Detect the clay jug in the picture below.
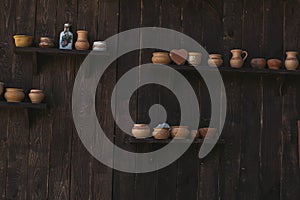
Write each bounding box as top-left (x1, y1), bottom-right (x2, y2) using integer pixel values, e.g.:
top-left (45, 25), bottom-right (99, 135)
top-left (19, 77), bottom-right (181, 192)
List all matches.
top-left (285, 51), bottom-right (299, 70)
top-left (75, 30), bottom-right (90, 50)
top-left (29, 89), bottom-right (45, 104)
top-left (230, 49), bottom-right (248, 68)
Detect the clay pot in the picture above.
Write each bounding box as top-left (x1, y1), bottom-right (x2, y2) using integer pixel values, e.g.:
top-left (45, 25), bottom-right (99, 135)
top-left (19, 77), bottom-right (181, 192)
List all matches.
top-left (152, 52), bottom-right (171, 64)
top-left (39, 37), bottom-right (54, 48)
top-left (250, 58), bottom-right (267, 69)
top-left (208, 54), bottom-right (223, 67)
top-left (170, 49), bottom-right (188, 65)
top-left (152, 128), bottom-right (170, 140)
top-left (29, 89), bottom-right (45, 104)
top-left (285, 51), bottom-right (299, 70)
top-left (4, 88), bottom-right (25, 103)
top-left (230, 49), bottom-right (248, 68)
top-left (13, 35), bottom-right (33, 47)
top-left (0, 82), bottom-right (4, 96)
top-left (191, 130), bottom-right (200, 138)
top-left (267, 59), bottom-right (282, 70)
top-left (93, 41), bottom-right (107, 51)
top-left (188, 52), bottom-right (202, 66)
top-left (132, 124), bottom-right (151, 139)
top-left (171, 126), bottom-right (190, 139)
top-left (199, 128), bottom-right (217, 139)
top-left (75, 30), bottom-right (90, 50)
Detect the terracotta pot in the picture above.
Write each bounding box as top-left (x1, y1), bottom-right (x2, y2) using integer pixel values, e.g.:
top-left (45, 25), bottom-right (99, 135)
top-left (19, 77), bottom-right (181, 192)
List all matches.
top-left (199, 128), bottom-right (217, 139)
top-left (13, 35), bottom-right (33, 47)
top-left (4, 88), bottom-right (25, 103)
top-left (75, 30), bottom-right (90, 50)
top-left (208, 54), bottom-right (223, 67)
top-left (132, 124), bottom-right (151, 139)
top-left (171, 126), bottom-right (190, 139)
top-left (152, 52), bottom-right (171, 64)
top-left (39, 37), bottom-right (54, 48)
top-left (267, 59), bottom-right (282, 70)
top-left (152, 128), bottom-right (170, 140)
top-left (250, 58), bottom-right (266, 69)
top-left (93, 41), bottom-right (107, 51)
top-left (188, 52), bottom-right (202, 66)
top-left (170, 49), bottom-right (188, 65)
top-left (29, 89), bottom-right (45, 104)
top-left (285, 51), bottom-right (299, 70)
top-left (191, 130), bottom-right (200, 138)
top-left (230, 49), bottom-right (248, 68)
top-left (0, 82), bottom-right (4, 96)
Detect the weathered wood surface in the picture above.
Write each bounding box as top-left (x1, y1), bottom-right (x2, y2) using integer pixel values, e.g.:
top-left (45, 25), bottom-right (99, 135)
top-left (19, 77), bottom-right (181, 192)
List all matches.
top-left (0, 0), bottom-right (299, 200)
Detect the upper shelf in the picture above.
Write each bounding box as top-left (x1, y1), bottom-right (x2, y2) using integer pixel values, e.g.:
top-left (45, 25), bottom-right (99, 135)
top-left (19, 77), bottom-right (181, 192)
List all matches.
top-left (14, 47), bottom-right (300, 76)
top-left (14, 47), bottom-right (109, 56)
top-left (0, 101), bottom-right (47, 110)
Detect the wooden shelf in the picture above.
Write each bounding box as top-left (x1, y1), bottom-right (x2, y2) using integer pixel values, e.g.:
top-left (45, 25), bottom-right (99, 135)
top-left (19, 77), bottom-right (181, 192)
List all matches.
top-left (0, 101), bottom-right (47, 110)
top-left (14, 46), bottom-right (109, 56)
top-left (126, 136), bottom-right (225, 144)
top-left (170, 65), bottom-right (300, 76)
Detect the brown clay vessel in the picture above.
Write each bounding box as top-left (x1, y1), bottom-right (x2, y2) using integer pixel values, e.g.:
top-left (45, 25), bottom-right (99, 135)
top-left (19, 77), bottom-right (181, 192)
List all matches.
top-left (171, 126), bottom-right (190, 139)
top-left (152, 128), bottom-right (170, 140)
top-left (285, 51), bottom-right (299, 70)
top-left (230, 49), bottom-right (248, 68)
top-left (152, 52), bottom-right (171, 64)
top-left (267, 59), bottom-right (282, 70)
top-left (250, 58), bottom-right (266, 69)
top-left (132, 124), bottom-right (151, 139)
top-left (208, 54), bottom-right (223, 67)
top-left (75, 30), bottom-right (90, 50)
top-left (4, 88), bottom-right (25, 103)
top-left (199, 128), bottom-right (217, 139)
top-left (29, 89), bottom-right (45, 104)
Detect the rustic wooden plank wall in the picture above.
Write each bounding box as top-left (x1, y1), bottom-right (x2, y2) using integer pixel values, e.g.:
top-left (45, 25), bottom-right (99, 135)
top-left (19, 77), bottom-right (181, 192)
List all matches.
top-left (0, 0), bottom-right (300, 199)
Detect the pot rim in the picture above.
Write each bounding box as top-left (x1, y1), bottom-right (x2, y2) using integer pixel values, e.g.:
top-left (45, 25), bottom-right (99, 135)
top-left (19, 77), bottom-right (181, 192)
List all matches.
top-left (134, 124), bottom-right (149, 127)
top-left (6, 88), bottom-right (24, 92)
top-left (153, 52), bottom-right (169, 56)
top-left (30, 89), bottom-right (43, 93)
top-left (189, 52), bottom-right (202, 55)
top-left (209, 54), bottom-right (222, 57)
top-left (172, 126), bottom-right (189, 129)
top-left (77, 30), bottom-right (88, 33)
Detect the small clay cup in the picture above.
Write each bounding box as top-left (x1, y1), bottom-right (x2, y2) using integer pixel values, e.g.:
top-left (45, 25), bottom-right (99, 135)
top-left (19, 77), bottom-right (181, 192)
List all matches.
top-left (171, 126), bottom-right (190, 139)
top-left (4, 88), bottom-right (25, 103)
top-left (29, 89), bottom-right (45, 104)
top-left (199, 128), bottom-right (217, 139)
top-left (152, 52), bottom-right (171, 64)
top-left (132, 124), bottom-right (151, 139)
top-left (250, 58), bottom-right (266, 69)
top-left (152, 128), bottom-right (170, 140)
top-left (267, 59), bottom-right (282, 70)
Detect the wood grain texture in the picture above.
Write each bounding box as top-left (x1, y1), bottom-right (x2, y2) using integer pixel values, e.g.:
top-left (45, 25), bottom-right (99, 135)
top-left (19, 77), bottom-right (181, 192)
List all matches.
top-left (280, 77), bottom-right (300, 200)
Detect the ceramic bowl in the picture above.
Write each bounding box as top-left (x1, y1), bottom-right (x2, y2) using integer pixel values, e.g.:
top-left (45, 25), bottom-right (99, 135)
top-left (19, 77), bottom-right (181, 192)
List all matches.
top-left (251, 58), bottom-right (266, 69)
top-left (267, 59), bottom-right (282, 70)
top-left (4, 88), bottom-right (25, 103)
top-left (208, 54), bottom-right (223, 67)
top-left (152, 128), bottom-right (170, 140)
top-left (13, 35), bottom-right (33, 47)
top-left (29, 89), bottom-right (45, 104)
top-left (152, 52), bottom-right (171, 64)
top-left (39, 37), bottom-right (54, 48)
top-left (171, 126), bottom-right (190, 139)
top-left (132, 124), bottom-right (151, 139)
top-left (199, 128), bottom-right (217, 139)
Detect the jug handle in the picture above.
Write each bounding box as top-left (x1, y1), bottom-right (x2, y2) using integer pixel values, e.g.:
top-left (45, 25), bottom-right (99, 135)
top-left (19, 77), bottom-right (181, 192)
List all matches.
top-left (242, 51), bottom-right (248, 61)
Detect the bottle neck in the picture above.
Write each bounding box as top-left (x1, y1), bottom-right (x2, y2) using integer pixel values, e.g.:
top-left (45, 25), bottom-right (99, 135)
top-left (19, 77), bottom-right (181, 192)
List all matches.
top-left (64, 27), bottom-right (70, 32)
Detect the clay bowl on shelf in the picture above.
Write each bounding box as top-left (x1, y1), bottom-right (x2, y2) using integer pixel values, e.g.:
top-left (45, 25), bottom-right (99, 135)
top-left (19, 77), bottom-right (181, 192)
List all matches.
top-left (13, 35), bottom-right (33, 47)
top-left (199, 128), bottom-right (217, 139)
top-left (267, 59), bottom-right (282, 70)
top-left (29, 89), bottom-right (45, 104)
top-left (4, 88), bottom-right (25, 103)
top-left (0, 82), bottom-right (4, 96)
top-left (132, 124), bottom-right (151, 139)
top-left (171, 126), bottom-right (190, 139)
top-left (250, 58), bottom-right (266, 69)
top-left (39, 37), bottom-right (55, 48)
top-left (152, 128), bottom-right (170, 140)
top-left (191, 130), bottom-right (200, 138)
top-left (152, 52), bottom-right (171, 65)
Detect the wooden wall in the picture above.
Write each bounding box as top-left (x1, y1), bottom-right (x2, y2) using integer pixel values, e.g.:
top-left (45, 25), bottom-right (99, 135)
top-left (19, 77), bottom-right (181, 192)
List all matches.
top-left (0, 0), bottom-right (300, 199)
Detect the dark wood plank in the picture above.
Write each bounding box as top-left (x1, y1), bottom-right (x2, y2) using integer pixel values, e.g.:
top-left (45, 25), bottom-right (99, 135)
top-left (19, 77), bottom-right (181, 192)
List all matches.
top-left (0, 109), bottom-right (9, 199)
top-left (6, 109), bottom-right (29, 200)
top-left (280, 77), bottom-right (300, 200)
top-left (238, 75), bottom-right (262, 200)
top-left (126, 137), bottom-right (225, 144)
top-left (113, 0), bottom-right (140, 199)
top-left (0, 102), bottom-right (47, 109)
top-left (260, 76), bottom-right (283, 200)
top-left (221, 0), bottom-right (244, 199)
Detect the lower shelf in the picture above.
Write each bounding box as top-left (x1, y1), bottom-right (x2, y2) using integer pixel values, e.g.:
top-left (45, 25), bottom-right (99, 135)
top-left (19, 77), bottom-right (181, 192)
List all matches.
top-left (0, 101), bottom-right (47, 110)
top-left (126, 136), bottom-right (225, 144)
